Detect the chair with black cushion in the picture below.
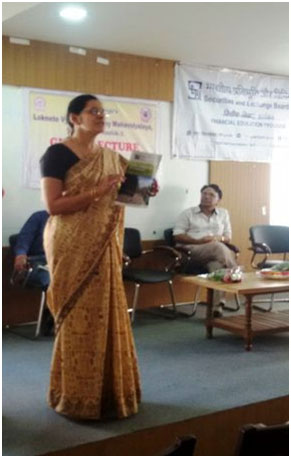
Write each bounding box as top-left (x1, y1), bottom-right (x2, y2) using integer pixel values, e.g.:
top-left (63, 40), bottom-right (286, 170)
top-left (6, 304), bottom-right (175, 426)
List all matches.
top-left (123, 228), bottom-right (183, 322)
top-left (249, 225), bottom-right (289, 269)
top-left (249, 225), bottom-right (289, 311)
top-left (235, 422), bottom-right (289, 456)
top-left (164, 228), bottom-right (208, 275)
top-left (164, 228), bottom-right (241, 316)
top-left (9, 234), bottom-right (51, 339)
top-left (162, 435), bottom-right (197, 456)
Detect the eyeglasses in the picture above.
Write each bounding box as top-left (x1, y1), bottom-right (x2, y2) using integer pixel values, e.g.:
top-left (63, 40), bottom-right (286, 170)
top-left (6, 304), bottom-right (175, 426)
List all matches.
top-left (201, 191), bottom-right (219, 199)
top-left (83, 108), bottom-right (105, 116)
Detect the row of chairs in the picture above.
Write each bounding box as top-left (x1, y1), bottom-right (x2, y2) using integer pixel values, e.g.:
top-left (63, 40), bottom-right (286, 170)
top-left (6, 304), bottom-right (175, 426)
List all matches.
top-left (162, 421), bottom-right (289, 456)
top-left (8, 224), bottom-right (289, 337)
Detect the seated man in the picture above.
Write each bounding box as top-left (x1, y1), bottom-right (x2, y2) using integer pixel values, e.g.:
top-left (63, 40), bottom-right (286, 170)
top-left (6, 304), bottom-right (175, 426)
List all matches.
top-left (173, 184), bottom-right (237, 317)
top-left (13, 210), bottom-right (53, 334)
top-left (14, 210), bottom-right (49, 272)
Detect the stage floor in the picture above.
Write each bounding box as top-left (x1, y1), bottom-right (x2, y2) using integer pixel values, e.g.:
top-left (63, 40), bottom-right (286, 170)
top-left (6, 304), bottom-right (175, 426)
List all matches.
top-left (2, 299), bottom-right (289, 456)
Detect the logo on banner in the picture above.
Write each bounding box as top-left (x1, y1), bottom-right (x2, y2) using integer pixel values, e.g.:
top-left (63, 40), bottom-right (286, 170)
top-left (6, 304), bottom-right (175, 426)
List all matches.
top-left (188, 81), bottom-right (202, 100)
top-left (34, 97), bottom-right (46, 111)
top-left (140, 107), bottom-right (152, 122)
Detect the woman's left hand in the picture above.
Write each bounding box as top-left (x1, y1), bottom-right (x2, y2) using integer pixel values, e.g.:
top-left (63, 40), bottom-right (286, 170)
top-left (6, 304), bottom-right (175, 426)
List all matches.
top-left (148, 178), bottom-right (159, 197)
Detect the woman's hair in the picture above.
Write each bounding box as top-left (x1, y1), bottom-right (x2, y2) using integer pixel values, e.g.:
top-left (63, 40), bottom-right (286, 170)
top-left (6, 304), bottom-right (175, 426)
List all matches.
top-left (200, 183), bottom-right (223, 199)
top-left (66, 94), bottom-right (98, 134)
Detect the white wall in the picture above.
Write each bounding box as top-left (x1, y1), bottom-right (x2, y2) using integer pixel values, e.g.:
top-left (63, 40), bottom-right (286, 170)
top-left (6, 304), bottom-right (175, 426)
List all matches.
top-left (2, 85), bottom-right (208, 245)
top-left (270, 152), bottom-right (289, 226)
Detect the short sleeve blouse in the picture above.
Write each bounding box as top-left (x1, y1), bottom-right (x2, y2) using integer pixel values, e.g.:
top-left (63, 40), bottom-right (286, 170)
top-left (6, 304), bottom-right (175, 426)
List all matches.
top-left (40, 144), bottom-right (79, 180)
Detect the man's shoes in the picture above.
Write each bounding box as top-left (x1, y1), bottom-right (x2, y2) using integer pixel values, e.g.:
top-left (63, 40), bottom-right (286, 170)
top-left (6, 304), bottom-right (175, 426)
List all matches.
top-left (213, 307), bottom-right (223, 318)
top-left (218, 299), bottom-right (226, 309)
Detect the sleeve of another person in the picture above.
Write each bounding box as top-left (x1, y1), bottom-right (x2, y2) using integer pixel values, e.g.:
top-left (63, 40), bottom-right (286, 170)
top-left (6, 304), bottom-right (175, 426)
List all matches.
top-left (14, 213), bottom-right (41, 256)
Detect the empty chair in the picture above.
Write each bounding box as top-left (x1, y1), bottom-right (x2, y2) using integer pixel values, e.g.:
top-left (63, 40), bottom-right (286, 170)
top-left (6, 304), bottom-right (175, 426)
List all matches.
top-left (235, 422), bottom-right (289, 456)
top-left (9, 233), bottom-right (51, 338)
top-left (249, 225), bottom-right (289, 311)
top-left (123, 228), bottom-right (182, 322)
top-left (162, 434), bottom-right (197, 456)
top-left (249, 225), bottom-right (289, 269)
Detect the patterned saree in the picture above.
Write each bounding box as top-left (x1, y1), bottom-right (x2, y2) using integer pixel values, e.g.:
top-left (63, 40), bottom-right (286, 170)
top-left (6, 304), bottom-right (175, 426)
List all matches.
top-left (43, 147), bottom-right (141, 420)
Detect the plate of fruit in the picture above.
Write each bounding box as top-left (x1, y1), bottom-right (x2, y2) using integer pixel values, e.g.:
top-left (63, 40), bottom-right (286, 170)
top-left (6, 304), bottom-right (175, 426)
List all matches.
top-left (259, 262), bottom-right (289, 280)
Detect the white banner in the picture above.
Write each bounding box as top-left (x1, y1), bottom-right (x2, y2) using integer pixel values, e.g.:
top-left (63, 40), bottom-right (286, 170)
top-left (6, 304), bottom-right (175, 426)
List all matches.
top-left (24, 88), bottom-right (159, 188)
top-left (172, 64), bottom-right (289, 162)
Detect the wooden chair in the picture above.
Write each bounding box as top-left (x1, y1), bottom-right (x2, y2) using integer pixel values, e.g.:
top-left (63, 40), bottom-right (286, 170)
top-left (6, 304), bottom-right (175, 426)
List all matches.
top-left (235, 422), bottom-right (289, 456)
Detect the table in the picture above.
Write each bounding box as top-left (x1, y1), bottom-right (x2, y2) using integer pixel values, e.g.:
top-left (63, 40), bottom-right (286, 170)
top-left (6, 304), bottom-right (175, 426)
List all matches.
top-left (183, 272), bottom-right (289, 350)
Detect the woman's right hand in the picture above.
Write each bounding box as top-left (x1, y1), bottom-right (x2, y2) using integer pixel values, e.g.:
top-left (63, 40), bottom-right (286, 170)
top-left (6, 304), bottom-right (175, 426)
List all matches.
top-left (41, 174), bottom-right (125, 215)
top-left (93, 174), bottom-right (124, 199)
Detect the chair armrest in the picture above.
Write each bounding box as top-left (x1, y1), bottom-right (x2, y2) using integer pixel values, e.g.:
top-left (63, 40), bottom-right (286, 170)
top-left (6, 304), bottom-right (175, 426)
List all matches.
top-left (153, 245), bottom-right (183, 261)
top-left (175, 245), bottom-right (191, 254)
top-left (140, 246), bottom-right (183, 272)
top-left (166, 246), bottom-right (194, 272)
top-left (10, 266), bottom-right (33, 287)
top-left (249, 242), bottom-right (272, 268)
top-left (141, 249), bottom-right (155, 255)
top-left (249, 243), bottom-right (272, 269)
top-left (141, 247), bottom-right (183, 260)
top-left (155, 246), bottom-right (183, 272)
top-left (37, 265), bottom-right (49, 271)
top-left (223, 241), bottom-right (240, 254)
top-left (122, 253), bottom-right (132, 267)
top-left (173, 245), bottom-right (193, 259)
top-left (27, 254), bottom-right (47, 265)
top-left (249, 242), bottom-right (272, 254)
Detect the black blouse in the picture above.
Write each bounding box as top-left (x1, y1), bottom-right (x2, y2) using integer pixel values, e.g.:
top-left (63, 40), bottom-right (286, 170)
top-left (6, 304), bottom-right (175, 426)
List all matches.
top-left (40, 144), bottom-right (79, 180)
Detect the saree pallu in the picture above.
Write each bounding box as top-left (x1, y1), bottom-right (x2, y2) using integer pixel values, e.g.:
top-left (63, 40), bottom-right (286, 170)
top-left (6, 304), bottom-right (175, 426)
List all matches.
top-left (43, 147), bottom-right (141, 420)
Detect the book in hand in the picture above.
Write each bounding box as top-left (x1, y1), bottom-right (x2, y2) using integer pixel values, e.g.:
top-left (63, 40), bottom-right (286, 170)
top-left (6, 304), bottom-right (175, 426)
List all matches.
top-left (116, 151), bottom-right (161, 206)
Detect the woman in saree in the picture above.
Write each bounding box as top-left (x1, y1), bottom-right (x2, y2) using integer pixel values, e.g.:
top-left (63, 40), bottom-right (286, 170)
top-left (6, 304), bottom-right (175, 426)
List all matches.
top-left (40, 94), bottom-right (142, 420)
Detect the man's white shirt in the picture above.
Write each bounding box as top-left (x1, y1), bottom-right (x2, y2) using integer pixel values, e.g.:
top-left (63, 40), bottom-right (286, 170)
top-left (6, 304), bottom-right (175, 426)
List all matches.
top-left (173, 206), bottom-right (232, 240)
